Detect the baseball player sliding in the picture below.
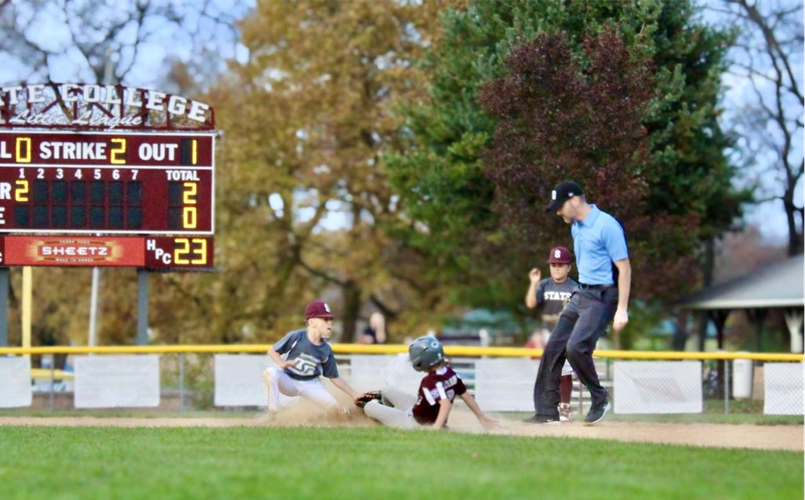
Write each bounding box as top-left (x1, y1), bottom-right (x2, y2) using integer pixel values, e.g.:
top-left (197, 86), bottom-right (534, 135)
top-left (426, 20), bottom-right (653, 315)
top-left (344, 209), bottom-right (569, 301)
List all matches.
top-left (263, 300), bottom-right (360, 414)
top-left (355, 336), bottom-right (498, 431)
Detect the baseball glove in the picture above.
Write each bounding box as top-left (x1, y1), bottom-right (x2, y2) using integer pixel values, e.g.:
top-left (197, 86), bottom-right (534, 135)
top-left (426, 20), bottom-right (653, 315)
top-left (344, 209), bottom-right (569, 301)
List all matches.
top-left (354, 391), bottom-right (383, 408)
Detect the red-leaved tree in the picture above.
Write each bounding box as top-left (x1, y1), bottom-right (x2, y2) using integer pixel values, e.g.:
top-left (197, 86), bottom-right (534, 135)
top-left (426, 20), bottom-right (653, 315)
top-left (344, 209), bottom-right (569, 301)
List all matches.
top-left (479, 28), bottom-right (700, 302)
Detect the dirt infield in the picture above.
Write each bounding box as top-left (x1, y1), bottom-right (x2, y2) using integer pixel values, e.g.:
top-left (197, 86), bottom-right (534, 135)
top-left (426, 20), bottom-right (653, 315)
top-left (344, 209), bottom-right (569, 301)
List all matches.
top-left (1, 409), bottom-right (801, 452)
top-left (504, 421), bottom-right (803, 451)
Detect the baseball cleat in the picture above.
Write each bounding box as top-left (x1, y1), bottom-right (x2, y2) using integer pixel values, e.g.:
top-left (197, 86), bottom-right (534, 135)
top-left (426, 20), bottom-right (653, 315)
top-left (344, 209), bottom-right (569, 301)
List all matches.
top-left (522, 414), bottom-right (561, 425)
top-left (559, 404), bottom-right (573, 423)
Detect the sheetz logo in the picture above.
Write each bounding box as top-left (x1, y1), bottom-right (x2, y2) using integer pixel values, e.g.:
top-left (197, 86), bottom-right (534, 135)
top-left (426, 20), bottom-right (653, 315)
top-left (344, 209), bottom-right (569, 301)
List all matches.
top-left (33, 239), bottom-right (119, 263)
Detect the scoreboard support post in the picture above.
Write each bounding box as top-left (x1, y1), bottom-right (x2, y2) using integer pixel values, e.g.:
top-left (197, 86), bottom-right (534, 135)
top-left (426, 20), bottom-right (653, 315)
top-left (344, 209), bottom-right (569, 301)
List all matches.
top-left (22, 267), bottom-right (32, 352)
top-left (0, 269), bottom-right (7, 347)
top-left (88, 268), bottom-right (99, 347)
top-left (136, 269), bottom-right (148, 346)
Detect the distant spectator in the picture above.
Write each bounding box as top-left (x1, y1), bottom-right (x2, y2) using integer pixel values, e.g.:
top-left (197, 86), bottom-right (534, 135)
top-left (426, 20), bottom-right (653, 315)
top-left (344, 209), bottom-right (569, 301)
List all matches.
top-left (524, 330), bottom-right (548, 352)
top-left (359, 312), bottom-right (387, 344)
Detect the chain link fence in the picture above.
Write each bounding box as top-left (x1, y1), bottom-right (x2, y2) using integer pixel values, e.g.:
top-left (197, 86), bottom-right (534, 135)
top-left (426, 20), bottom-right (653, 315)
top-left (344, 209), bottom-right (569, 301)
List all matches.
top-left (1, 347), bottom-right (803, 420)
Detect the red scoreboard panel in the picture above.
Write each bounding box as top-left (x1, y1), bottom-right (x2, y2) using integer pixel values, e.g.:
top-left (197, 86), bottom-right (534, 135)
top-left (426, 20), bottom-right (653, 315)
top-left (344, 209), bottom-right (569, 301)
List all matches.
top-left (0, 236), bottom-right (213, 270)
top-left (0, 130), bottom-right (214, 235)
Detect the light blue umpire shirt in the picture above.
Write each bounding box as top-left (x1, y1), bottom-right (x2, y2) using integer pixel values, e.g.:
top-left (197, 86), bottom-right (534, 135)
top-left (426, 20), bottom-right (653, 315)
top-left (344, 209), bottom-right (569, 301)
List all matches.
top-left (571, 205), bottom-right (629, 285)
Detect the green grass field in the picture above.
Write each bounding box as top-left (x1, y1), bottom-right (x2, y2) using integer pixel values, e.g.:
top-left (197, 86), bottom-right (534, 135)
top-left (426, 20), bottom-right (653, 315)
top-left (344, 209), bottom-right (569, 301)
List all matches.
top-left (0, 426), bottom-right (801, 500)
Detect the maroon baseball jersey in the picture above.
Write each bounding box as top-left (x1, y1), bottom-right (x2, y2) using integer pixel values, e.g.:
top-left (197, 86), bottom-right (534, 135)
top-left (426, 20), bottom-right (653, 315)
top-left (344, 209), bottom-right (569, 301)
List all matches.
top-left (412, 366), bottom-right (467, 425)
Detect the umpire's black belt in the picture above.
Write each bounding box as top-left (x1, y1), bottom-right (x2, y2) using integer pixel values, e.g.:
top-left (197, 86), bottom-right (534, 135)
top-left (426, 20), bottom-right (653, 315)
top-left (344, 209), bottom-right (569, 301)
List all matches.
top-left (578, 283), bottom-right (616, 290)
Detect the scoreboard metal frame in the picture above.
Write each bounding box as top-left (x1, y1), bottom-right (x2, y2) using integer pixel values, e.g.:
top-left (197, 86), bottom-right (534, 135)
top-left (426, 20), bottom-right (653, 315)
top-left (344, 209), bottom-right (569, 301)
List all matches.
top-left (0, 129), bottom-right (214, 236)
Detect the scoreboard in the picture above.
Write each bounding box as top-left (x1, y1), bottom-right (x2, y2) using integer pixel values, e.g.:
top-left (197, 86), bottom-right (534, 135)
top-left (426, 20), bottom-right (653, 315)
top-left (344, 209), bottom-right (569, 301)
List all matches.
top-left (0, 131), bottom-right (214, 235)
top-left (0, 83), bottom-right (217, 270)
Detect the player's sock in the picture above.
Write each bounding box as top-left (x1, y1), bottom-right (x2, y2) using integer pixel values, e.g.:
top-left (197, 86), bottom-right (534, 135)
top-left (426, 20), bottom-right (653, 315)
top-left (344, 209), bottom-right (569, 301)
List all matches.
top-left (560, 375), bottom-right (572, 404)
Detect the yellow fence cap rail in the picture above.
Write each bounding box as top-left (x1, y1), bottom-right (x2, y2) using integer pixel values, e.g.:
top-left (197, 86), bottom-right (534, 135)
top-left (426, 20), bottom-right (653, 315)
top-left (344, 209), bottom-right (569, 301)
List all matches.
top-left (0, 344), bottom-right (801, 362)
top-left (31, 368), bottom-right (74, 380)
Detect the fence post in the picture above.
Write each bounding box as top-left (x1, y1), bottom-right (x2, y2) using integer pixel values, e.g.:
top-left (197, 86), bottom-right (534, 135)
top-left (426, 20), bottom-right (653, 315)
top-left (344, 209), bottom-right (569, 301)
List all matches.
top-left (0, 268), bottom-right (8, 347)
top-left (179, 353), bottom-right (185, 413)
top-left (49, 364), bottom-right (55, 412)
top-left (136, 269), bottom-right (149, 346)
top-left (724, 359), bottom-right (730, 414)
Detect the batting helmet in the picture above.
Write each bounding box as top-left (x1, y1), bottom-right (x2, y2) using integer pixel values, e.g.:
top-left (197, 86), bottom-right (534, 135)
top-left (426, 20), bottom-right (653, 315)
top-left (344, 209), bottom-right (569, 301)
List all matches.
top-left (408, 336), bottom-right (445, 372)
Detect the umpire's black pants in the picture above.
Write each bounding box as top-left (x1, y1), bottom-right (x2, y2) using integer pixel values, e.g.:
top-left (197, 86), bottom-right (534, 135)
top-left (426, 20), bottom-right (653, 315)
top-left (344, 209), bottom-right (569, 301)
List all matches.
top-left (533, 286), bottom-right (618, 417)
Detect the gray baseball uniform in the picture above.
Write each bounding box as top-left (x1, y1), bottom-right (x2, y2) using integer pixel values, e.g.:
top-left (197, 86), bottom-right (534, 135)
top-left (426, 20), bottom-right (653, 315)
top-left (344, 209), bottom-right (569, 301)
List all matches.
top-left (273, 329), bottom-right (339, 381)
top-left (536, 277), bottom-right (578, 328)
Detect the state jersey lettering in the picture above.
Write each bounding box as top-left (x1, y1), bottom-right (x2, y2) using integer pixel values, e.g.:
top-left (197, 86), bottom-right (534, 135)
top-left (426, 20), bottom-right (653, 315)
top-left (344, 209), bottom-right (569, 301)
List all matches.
top-left (272, 329), bottom-right (339, 381)
top-left (536, 277), bottom-right (578, 317)
top-left (412, 366), bottom-right (467, 425)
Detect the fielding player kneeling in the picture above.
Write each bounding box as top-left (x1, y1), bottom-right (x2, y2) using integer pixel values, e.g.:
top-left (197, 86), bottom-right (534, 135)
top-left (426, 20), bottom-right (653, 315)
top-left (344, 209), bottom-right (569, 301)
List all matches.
top-left (356, 336), bottom-right (497, 431)
top-left (263, 300), bottom-right (360, 414)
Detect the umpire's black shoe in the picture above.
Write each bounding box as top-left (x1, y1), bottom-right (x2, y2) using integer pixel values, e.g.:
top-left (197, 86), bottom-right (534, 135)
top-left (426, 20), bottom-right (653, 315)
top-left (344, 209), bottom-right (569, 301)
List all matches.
top-left (583, 401), bottom-right (611, 426)
top-left (522, 414), bottom-right (561, 425)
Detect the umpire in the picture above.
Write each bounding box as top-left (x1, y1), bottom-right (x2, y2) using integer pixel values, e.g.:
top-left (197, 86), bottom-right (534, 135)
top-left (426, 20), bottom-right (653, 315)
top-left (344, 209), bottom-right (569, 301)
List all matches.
top-left (524, 181), bottom-right (631, 426)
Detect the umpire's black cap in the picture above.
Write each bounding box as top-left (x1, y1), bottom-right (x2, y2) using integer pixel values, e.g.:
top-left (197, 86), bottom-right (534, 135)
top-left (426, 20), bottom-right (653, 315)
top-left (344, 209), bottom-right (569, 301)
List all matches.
top-left (546, 181), bottom-right (584, 212)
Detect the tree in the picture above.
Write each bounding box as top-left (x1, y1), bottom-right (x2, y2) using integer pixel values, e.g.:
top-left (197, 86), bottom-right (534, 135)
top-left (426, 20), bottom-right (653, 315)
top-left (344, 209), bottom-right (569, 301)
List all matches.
top-left (195, 0), bottom-right (451, 342)
top-left (479, 28), bottom-right (673, 288)
top-left (387, 0), bottom-right (747, 336)
top-left (713, 225), bottom-right (787, 285)
top-left (711, 0), bottom-right (804, 256)
top-left (478, 27), bottom-right (707, 350)
top-left (0, 0), bottom-right (454, 346)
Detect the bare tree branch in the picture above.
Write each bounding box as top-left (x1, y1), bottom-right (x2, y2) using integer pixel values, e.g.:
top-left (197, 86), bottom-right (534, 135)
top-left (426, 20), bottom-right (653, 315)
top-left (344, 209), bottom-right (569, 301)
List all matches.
top-left (297, 257), bottom-right (349, 288)
top-left (728, 61), bottom-right (802, 97)
top-left (730, 0), bottom-right (804, 104)
top-left (713, 0), bottom-right (804, 254)
top-left (0, 0), bottom-right (251, 89)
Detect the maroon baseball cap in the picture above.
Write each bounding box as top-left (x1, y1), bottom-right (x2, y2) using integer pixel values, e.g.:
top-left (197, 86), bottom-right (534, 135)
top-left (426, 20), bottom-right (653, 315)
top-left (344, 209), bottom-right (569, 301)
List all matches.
top-left (305, 300), bottom-right (334, 320)
top-left (547, 246), bottom-right (572, 264)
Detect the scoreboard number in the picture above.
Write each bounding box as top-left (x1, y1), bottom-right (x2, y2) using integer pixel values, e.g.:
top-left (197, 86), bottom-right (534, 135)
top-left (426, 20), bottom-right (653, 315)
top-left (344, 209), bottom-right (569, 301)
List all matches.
top-left (14, 180), bottom-right (28, 202)
top-left (15, 137), bottom-right (31, 163)
top-left (174, 237), bottom-right (207, 265)
top-left (110, 138), bottom-right (126, 165)
top-left (182, 182), bottom-right (197, 229)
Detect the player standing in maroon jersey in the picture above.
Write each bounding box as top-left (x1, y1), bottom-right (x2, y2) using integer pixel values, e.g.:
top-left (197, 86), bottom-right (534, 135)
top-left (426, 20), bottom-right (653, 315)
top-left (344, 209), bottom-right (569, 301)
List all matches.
top-left (525, 246), bottom-right (578, 422)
